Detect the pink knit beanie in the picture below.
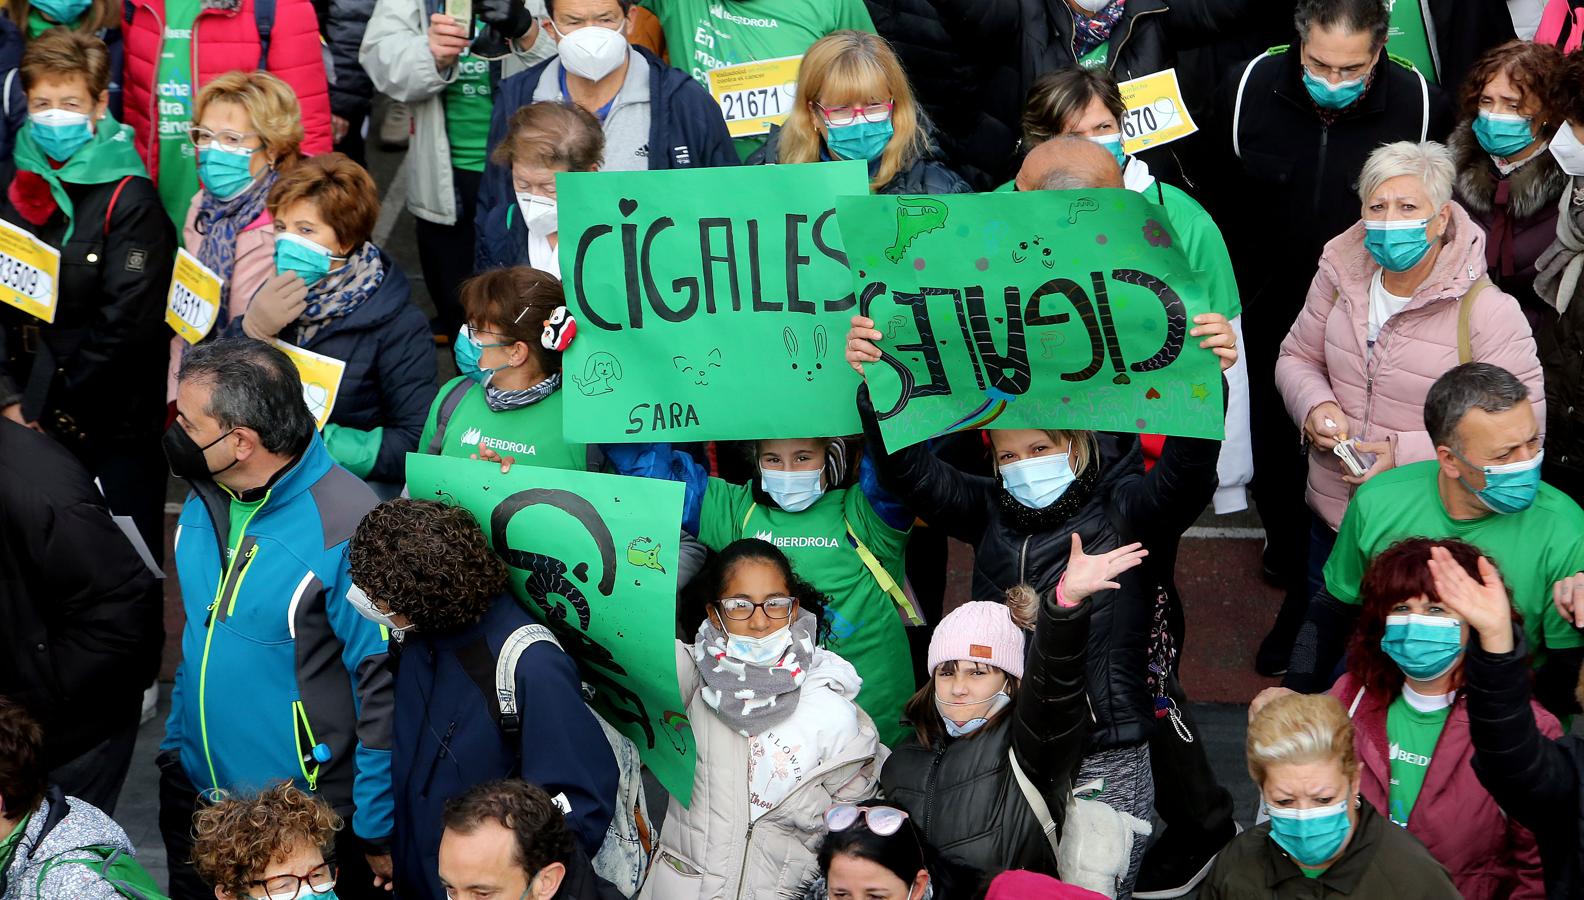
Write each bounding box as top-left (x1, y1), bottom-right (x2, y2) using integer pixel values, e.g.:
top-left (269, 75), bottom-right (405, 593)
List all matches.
top-left (927, 601), bottom-right (1026, 679)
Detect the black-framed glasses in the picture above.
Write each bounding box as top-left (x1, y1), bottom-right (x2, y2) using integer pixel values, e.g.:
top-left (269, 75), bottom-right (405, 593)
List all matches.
top-left (825, 803), bottom-right (909, 836)
top-left (717, 596), bottom-right (796, 621)
top-left (248, 862), bottom-right (336, 898)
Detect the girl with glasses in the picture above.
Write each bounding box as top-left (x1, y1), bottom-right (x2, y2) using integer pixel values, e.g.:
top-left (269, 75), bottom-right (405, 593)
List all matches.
top-left (640, 538), bottom-right (883, 900)
top-left (745, 30), bottom-right (969, 197)
top-left (190, 782), bottom-right (344, 900)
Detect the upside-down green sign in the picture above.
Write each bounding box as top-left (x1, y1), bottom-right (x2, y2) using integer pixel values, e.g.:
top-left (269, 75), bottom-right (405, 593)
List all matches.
top-left (558, 161), bottom-right (870, 443)
top-left (405, 453), bottom-right (697, 804)
top-left (834, 189), bottom-right (1226, 452)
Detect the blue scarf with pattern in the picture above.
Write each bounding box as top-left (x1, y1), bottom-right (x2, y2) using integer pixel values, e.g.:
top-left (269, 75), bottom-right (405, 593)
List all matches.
top-left (194, 169), bottom-right (277, 322)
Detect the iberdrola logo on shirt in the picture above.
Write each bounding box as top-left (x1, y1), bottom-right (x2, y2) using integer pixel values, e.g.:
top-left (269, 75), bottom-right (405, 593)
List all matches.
top-left (1389, 742), bottom-right (1430, 767)
top-left (753, 529), bottom-right (839, 549)
top-left (458, 427), bottom-right (537, 455)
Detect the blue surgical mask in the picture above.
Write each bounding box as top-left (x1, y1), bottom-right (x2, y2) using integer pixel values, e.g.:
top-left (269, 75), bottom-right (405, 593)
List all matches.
top-left (1088, 132), bottom-right (1127, 168)
top-left (724, 626), bottom-right (794, 666)
top-left (826, 118), bottom-right (894, 163)
top-left (453, 324), bottom-right (509, 385)
top-left (31, 0), bottom-right (92, 23)
top-left (1302, 66), bottom-right (1367, 110)
top-left (761, 468), bottom-right (824, 513)
top-left (1380, 613), bottom-right (1464, 680)
top-left (1473, 110), bottom-right (1535, 158)
top-left (199, 144), bottom-right (257, 200)
top-left (29, 108), bottom-right (92, 161)
top-left (1000, 453), bottom-right (1076, 509)
top-left (1266, 799), bottom-right (1352, 867)
top-left (1363, 218), bottom-right (1433, 272)
top-left (937, 689), bottom-right (1011, 738)
top-left (1457, 448), bottom-right (1544, 514)
top-left (273, 232), bottom-right (342, 287)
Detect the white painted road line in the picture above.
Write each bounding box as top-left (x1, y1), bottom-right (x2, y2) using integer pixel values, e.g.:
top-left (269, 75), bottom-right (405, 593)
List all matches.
top-left (372, 162), bottom-right (409, 247)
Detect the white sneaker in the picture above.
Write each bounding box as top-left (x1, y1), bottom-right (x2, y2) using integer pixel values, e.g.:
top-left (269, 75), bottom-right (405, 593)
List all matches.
top-left (379, 101), bottom-right (412, 150)
top-left (139, 682), bottom-right (159, 724)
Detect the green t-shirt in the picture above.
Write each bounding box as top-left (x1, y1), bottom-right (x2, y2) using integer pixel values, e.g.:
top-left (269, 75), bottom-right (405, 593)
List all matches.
top-left (26, 9), bottom-right (79, 37)
top-left (640, 0), bottom-right (874, 159)
top-left (1325, 461), bottom-right (1584, 662)
top-left (699, 479), bottom-right (912, 745)
top-left (445, 31), bottom-right (494, 173)
top-left (225, 494), bottom-right (267, 565)
top-left (1386, 693), bottom-right (1451, 826)
top-left (1079, 41), bottom-right (1110, 71)
top-left (1387, 0), bottom-right (1437, 84)
top-left (417, 376), bottom-right (588, 470)
top-left (155, 0), bottom-right (202, 229)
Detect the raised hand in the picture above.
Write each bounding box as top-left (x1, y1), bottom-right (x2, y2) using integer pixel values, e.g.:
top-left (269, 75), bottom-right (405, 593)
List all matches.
top-left (1427, 546), bottom-right (1513, 653)
top-left (1060, 532), bottom-right (1148, 605)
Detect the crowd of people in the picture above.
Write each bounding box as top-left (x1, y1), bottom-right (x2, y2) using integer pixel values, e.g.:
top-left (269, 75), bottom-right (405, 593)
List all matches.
top-left (4, 0), bottom-right (1584, 898)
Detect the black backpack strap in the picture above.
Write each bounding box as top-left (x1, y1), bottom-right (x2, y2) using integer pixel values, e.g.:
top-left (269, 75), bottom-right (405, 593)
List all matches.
top-left (253, 0), bottom-right (276, 68)
top-left (427, 378), bottom-right (474, 454)
top-left (454, 635), bottom-right (513, 734)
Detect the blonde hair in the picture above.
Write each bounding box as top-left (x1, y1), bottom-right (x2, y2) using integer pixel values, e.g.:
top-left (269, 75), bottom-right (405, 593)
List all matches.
top-left (1246, 693), bottom-right (1358, 788)
top-left (1357, 140), bottom-right (1455, 210)
top-left (195, 71), bottom-right (306, 171)
top-left (775, 30), bottom-right (925, 192)
top-left (990, 429), bottom-right (1098, 479)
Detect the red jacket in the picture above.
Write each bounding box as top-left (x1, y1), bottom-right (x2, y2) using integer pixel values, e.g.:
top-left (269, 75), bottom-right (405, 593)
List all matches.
top-left (1330, 672), bottom-right (1557, 900)
top-left (121, 0), bottom-right (331, 183)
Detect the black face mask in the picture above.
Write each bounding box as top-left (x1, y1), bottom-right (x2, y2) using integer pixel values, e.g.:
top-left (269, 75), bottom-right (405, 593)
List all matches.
top-left (162, 421), bottom-right (239, 481)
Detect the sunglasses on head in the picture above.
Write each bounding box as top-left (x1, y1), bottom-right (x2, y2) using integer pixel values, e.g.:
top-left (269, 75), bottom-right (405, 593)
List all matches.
top-left (824, 803), bottom-right (909, 837)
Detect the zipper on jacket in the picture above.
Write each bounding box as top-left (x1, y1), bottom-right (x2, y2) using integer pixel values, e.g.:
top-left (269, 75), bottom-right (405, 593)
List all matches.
top-left (735, 819), bottom-right (758, 900)
top-left (1107, 6), bottom-right (1165, 73)
top-left (420, 721), bottom-right (459, 798)
top-left (196, 493), bottom-right (270, 793)
top-left (921, 745), bottom-right (947, 835)
top-left (1018, 535), bottom-right (1032, 586)
top-left (1311, 124), bottom-right (1330, 218)
top-left (139, 1), bottom-right (165, 174)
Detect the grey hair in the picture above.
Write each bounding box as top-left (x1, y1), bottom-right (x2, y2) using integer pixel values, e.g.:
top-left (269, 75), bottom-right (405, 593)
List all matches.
top-left (1294, 0), bottom-right (1390, 49)
top-left (1424, 363), bottom-right (1531, 450)
top-left (177, 338), bottom-right (315, 455)
top-left (1357, 141), bottom-right (1456, 209)
top-left (1033, 134), bottom-right (1121, 191)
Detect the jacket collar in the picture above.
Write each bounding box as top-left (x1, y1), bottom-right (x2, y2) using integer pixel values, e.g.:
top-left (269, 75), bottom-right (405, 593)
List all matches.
top-left (1043, 0), bottom-right (1168, 56)
top-left (1338, 675), bottom-right (1470, 829)
top-left (1263, 800), bottom-right (1387, 892)
top-left (189, 429), bottom-right (331, 554)
top-left (1449, 120), bottom-right (1571, 221)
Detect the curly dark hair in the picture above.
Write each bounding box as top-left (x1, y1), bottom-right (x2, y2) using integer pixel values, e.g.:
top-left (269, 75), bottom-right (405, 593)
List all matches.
top-left (348, 499), bottom-right (509, 633)
top-left (1346, 537), bottom-right (1519, 697)
top-left (1459, 40), bottom-right (1568, 129)
top-left (682, 539), bottom-right (833, 644)
top-left (190, 782), bottom-right (341, 896)
top-left (443, 779), bottom-right (574, 879)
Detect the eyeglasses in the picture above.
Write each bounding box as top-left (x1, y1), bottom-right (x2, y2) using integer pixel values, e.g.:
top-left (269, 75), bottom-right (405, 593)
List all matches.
top-left (814, 100), bottom-right (894, 128)
top-left (188, 126), bottom-right (262, 150)
top-left (463, 325), bottom-right (511, 350)
top-left (716, 596), bottom-right (796, 621)
top-left (825, 803), bottom-right (910, 836)
top-left (248, 862), bottom-right (336, 899)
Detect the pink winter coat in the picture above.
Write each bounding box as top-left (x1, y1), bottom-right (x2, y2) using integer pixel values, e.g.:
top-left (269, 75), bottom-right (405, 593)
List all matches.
top-left (1330, 672), bottom-right (1556, 900)
top-left (165, 201), bottom-right (275, 400)
top-left (1276, 202), bottom-right (1544, 529)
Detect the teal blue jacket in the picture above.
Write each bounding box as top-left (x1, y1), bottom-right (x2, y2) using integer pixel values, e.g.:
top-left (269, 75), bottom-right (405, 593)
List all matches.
top-left (162, 432), bottom-right (394, 841)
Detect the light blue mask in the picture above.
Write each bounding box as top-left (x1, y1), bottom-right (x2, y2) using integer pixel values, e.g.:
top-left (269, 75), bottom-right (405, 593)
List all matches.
top-left (1266, 799), bottom-right (1352, 867)
top-left (761, 467), bottom-right (824, 513)
top-left (1457, 448), bottom-right (1544, 514)
top-left (453, 324), bottom-right (509, 385)
top-left (273, 232), bottom-right (341, 287)
top-left (1088, 132), bottom-right (1127, 168)
top-left (199, 144), bottom-right (257, 200)
top-left (1472, 110), bottom-right (1534, 158)
top-left (937, 690), bottom-right (1011, 738)
top-left (827, 118), bottom-right (894, 163)
top-left (1380, 613), bottom-right (1464, 680)
top-left (1302, 67), bottom-right (1366, 110)
top-left (31, 0), bottom-right (92, 23)
top-left (29, 108), bottom-right (92, 161)
top-left (1363, 218), bottom-right (1433, 272)
top-left (1000, 453), bottom-right (1076, 509)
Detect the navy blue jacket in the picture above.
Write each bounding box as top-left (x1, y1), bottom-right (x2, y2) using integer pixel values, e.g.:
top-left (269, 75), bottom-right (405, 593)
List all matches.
top-left (228, 248), bottom-right (437, 484)
top-left (475, 46), bottom-right (737, 272)
top-left (0, 16), bottom-right (22, 163)
top-left (391, 594), bottom-right (619, 900)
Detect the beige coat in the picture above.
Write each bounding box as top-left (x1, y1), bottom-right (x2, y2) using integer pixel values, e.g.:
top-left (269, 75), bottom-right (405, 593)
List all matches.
top-left (640, 642), bottom-right (885, 900)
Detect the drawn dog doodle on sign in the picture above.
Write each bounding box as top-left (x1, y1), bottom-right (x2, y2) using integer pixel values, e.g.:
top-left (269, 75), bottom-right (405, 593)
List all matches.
top-left (490, 487), bottom-right (657, 748)
top-left (783, 325), bottom-right (829, 383)
top-left (574, 352), bottom-right (623, 396)
top-left (626, 537), bottom-right (666, 573)
top-left (1067, 198), bottom-right (1099, 224)
top-left (885, 197), bottom-right (948, 262)
top-left (672, 348), bottom-right (722, 386)
top-left (1011, 235), bottom-right (1054, 268)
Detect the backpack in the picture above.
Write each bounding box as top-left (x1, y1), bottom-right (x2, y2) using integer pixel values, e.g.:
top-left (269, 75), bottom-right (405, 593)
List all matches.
top-left (482, 624), bottom-right (654, 897)
top-left (1537, 0), bottom-right (1584, 52)
top-left (123, 0), bottom-right (275, 68)
top-left (33, 845), bottom-right (168, 900)
top-left (426, 377), bottom-right (474, 453)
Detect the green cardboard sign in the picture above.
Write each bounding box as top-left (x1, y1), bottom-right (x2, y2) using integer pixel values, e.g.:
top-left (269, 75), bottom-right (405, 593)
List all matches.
top-left (558, 161), bottom-right (870, 443)
top-left (834, 189), bottom-right (1226, 452)
top-left (405, 453), bottom-right (697, 805)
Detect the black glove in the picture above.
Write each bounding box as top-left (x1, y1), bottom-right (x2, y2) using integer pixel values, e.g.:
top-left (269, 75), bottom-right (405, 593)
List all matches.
top-left (477, 0), bottom-right (534, 40)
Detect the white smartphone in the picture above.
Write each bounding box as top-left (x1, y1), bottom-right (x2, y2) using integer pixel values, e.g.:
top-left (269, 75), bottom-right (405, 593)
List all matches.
top-left (1333, 439), bottom-right (1375, 478)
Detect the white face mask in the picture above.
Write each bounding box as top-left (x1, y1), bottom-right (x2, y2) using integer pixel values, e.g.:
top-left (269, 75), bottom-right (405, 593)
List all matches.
top-left (346, 584), bottom-right (413, 640)
top-left (517, 191), bottom-right (558, 234)
top-left (1551, 122), bottom-right (1584, 177)
top-left (552, 21), bottom-right (628, 81)
top-left (1070, 0), bottom-right (1112, 12)
top-left (760, 467), bottom-right (823, 512)
top-left (724, 625), bottom-right (794, 666)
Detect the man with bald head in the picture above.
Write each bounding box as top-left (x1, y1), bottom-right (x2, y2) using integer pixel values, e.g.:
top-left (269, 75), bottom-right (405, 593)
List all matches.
top-left (1014, 134), bottom-right (1126, 192)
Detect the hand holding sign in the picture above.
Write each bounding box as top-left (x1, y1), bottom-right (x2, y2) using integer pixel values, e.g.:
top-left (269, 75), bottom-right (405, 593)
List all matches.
top-left (1189, 313), bottom-right (1237, 371)
top-left (845, 314), bottom-right (885, 377)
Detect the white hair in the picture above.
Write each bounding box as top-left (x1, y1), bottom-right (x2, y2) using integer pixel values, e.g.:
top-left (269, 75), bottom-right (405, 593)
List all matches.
top-left (1357, 140), bottom-right (1456, 210)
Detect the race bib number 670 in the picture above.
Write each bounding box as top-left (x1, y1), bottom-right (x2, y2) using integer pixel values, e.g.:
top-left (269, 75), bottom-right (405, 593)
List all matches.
top-left (0, 218), bottom-right (59, 323)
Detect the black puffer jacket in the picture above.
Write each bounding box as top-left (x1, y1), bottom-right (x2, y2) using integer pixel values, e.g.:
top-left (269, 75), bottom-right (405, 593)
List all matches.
top-left (916, 0), bottom-right (1253, 187)
top-left (880, 589), bottom-right (1092, 894)
top-left (859, 386), bottom-right (1220, 750)
top-left (746, 126), bottom-right (972, 195)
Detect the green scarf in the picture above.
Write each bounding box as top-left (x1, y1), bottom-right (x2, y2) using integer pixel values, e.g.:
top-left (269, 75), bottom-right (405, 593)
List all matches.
top-left (14, 114), bottom-right (149, 242)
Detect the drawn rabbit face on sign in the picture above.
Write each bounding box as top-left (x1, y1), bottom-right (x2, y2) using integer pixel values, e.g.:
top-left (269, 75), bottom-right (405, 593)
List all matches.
top-left (783, 325), bottom-right (829, 384)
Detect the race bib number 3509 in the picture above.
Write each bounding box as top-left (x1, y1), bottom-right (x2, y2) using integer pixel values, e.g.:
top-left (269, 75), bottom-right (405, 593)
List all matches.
top-left (0, 219), bottom-right (59, 323)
